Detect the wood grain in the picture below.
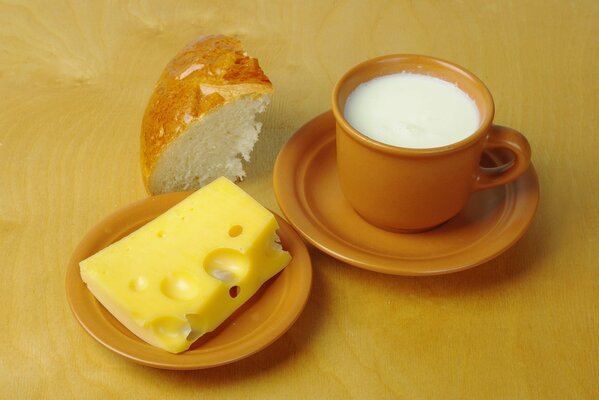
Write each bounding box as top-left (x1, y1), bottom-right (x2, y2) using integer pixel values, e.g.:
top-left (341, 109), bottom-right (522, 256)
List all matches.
top-left (1, 0), bottom-right (598, 398)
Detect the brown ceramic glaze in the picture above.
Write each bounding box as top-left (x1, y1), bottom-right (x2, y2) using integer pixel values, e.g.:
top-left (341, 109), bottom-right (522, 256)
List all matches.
top-left (332, 54), bottom-right (531, 231)
top-left (66, 192), bottom-right (312, 369)
top-left (273, 111), bottom-right (539, 275)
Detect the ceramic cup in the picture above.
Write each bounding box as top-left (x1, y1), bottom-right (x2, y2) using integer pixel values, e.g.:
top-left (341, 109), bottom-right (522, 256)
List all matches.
top-left (332, 54), bottom-right (531, 232)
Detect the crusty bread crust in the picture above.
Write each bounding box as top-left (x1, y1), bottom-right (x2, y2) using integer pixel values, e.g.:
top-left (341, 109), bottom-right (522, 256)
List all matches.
top-left (140, 35), bottom-right (273, 192)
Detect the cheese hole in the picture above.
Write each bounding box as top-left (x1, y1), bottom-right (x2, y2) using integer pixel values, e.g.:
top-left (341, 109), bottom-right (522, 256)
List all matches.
top-left (185, 314), bottom-right (204, 342)
top-left (228, 225), bottom-right (243, 237)
top-left (203, 248), bottom-right (249, 285)
top-left (265, 231), bottom-right (284, 255)
top-left (229, 286), bottom-right (240, 298)
top-left (151, 317), bottom-right (188, 344)
top-left (156, 230), bottom-right (165, 238)
top-left (186, 329), bottom-right (204, 342)
top-left (160, 271), bottom-right (201, 300)
top-left (129, 276), bottom-right (148, 292)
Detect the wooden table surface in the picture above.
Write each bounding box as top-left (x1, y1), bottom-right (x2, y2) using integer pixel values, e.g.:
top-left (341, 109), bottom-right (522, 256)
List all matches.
top-left (1, 1), bottom-right (598, 398)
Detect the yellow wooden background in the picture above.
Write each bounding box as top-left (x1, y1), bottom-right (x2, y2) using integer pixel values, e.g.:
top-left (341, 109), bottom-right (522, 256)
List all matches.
top-left (1, 1), bottom-right (598, 398)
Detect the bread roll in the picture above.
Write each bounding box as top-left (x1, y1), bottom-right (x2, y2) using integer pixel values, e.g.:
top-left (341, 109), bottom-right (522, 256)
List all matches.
top-left (141, 35), bottom-right (273, 194)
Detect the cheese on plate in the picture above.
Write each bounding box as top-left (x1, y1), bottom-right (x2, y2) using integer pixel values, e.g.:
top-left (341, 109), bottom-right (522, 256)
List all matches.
top-left (80, 177), bottom-right (292, 353)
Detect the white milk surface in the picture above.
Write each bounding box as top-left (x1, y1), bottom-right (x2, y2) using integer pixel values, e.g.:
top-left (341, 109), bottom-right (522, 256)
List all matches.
top-left (344, 73), bottom-right (480, 149)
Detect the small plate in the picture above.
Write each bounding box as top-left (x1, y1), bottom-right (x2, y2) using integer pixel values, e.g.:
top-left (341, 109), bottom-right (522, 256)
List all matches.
top-left (273, 111), bottom-right (539, 276)
top-left (66, 192), bottom-right (312, 370)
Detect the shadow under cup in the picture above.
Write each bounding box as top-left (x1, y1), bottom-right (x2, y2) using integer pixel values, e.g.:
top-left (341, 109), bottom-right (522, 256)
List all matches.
top-left (332, 54), bottom-right (528, 232)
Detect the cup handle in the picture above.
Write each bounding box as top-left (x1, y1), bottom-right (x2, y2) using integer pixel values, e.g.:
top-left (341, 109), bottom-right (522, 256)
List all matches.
top-left (473, 125), bottom-right (532, 191)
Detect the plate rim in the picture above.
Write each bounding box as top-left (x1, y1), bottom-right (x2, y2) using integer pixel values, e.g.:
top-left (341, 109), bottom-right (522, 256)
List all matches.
top-left (273, 110), bottom-right (540, 276)
top-left (66, 192), bottom-right (312, 369)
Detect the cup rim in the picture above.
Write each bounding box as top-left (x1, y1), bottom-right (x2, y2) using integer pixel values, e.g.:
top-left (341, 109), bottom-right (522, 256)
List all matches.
top-left (331, 54), bottom-right (495, 156)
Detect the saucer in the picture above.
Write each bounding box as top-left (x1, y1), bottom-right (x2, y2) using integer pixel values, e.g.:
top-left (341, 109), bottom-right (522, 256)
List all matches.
top-left (66, 192), bottom-right (312, 369)
top-left (273, 111), bottom-right (539, 276)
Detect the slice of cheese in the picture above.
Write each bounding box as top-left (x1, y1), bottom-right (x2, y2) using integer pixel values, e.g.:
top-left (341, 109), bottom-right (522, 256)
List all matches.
top-left (79, 177), bottom-right (292, 353)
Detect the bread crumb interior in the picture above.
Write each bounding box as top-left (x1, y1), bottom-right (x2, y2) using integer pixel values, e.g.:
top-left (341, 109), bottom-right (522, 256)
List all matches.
top-left (150, 94), bottom-right (270, 194)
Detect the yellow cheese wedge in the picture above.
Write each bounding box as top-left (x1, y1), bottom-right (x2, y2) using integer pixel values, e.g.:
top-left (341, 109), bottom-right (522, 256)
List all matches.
top-left (79, 177), bottom-right (292, 353)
